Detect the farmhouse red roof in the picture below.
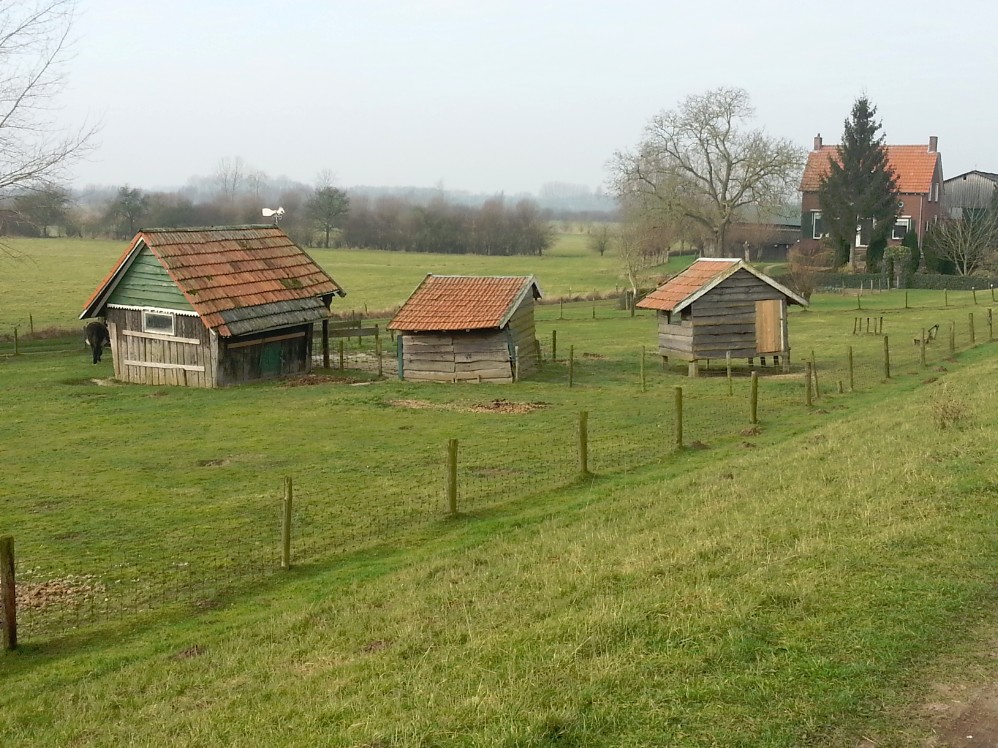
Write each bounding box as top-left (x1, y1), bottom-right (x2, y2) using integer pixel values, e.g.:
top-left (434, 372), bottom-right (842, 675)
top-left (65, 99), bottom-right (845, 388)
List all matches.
top-left (388, 275), bottom-right (541, 331)
top-left (800, 145), bottom-right (940, 194)
top-left (636, 259), bottom-right (738, 312)
top-left (81, 226), bottom-right (343, 336)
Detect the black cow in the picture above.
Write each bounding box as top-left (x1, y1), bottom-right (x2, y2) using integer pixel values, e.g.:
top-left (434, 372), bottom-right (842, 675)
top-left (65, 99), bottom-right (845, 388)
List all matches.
top-left (84, 321), bottom-right (110, 364)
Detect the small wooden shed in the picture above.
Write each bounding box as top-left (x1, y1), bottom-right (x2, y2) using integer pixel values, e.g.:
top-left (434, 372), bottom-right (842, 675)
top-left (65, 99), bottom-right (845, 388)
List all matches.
top-left (80, 225), bottom-right (345, 387)
top-left (388, 274), bottom-right (543, 383)
top-left (636, 258), bottom-right (807, 376)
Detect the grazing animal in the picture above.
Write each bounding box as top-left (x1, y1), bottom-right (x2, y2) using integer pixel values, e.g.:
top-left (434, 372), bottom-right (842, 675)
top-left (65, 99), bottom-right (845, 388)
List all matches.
top-left (84, 321), bottom-right (110, 364)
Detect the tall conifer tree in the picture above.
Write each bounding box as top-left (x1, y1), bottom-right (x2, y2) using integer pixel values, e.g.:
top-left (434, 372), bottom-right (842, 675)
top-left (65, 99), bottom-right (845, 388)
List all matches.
top-left (818, 97), bottom-right (900, 269)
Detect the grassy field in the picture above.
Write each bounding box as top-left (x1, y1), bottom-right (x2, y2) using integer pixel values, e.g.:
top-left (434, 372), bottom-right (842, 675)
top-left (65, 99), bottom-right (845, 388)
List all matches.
top-left (0, 234), bottom-right (696, 334)
top-left (2, 269), bottom-right (998, 745)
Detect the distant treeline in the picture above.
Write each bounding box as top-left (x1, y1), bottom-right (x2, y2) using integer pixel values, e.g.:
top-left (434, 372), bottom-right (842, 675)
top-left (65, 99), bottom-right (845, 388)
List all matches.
top-left (341, 195), bottom-right (552, 255)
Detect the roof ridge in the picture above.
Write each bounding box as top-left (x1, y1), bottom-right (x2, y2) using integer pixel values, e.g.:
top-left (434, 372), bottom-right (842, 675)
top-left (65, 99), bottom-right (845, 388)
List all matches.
top-left (140, 224), bottom-right (277, 233)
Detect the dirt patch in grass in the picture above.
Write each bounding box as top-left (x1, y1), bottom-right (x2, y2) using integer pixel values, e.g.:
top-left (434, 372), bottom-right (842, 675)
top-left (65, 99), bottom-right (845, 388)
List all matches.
top-left (581, 352), bottom-right (605, 359)
top-left (196, 458), bottom-right (231, 467)
top-left (920, 682), bottom-right (998, 746)
top-left (173, 644), bottom-right (207, 660)
top-left (283, 373), bottom-right (369, 386)
top-left (17, 575), bottom-right (106, 611)
top-left (390, 398), bottom-right (548, 415)
top-left (740, 426), bottom-right (762, 437)
top-left (360, 639), bottom-right (391, 654)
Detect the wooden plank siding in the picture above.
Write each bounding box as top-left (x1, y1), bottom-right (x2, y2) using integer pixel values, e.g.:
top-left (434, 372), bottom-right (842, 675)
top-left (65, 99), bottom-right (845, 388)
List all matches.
top-left (106, 308), bottom-right (212, 387)
top-left (105, 246), bottom-right (196, 312)
top-left (401, 331), bottom-right (514, 383)
top-left (505, 297), bottom-right (539, 375)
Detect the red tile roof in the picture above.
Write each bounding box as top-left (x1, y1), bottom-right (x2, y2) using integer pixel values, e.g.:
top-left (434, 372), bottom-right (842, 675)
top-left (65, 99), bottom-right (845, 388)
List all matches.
top-left (81, 226), bottom-right (343, 336)
top-left (388, 275), bottom-right (542, 332)
top-left (636, 258), bottom-right (807, 313)
top-left (800, 145), bottom-right (940, 194)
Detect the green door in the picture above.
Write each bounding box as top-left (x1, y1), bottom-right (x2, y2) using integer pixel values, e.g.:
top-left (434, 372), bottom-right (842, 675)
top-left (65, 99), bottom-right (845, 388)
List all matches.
top-left (260, 343), bottom-right (282, 377)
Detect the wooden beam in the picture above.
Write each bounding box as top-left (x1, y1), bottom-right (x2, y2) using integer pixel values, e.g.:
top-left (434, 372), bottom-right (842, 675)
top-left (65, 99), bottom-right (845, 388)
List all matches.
top-left (122, 360), bottom-right (206, 372)
top-left (226, 331), bottom-right (307, 350)
top-left (122, 330), bottom-right (201, 345)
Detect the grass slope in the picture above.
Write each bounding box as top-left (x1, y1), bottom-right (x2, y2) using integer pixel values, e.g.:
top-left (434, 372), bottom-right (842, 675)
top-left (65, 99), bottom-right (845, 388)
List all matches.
top-left (2, 347), bottom-right (998, 745)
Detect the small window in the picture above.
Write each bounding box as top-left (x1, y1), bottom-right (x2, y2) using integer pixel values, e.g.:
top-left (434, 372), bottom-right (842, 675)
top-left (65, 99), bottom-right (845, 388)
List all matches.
top-left (892, 217), bottom-right (911, 241)
top-left (930, 183), bottom-right (939, 202)
top-left (811, 211), bottom-right (824, 240)
top-left (856, 218), bottom-right (874, 248)
top-left (142, 311), bottom-right (175, 336)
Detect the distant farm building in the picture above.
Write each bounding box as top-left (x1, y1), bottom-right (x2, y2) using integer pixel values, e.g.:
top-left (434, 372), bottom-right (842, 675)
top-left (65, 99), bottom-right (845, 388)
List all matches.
top-left (80, 225), bottom-right (345, 387)
top-left (388, 275), bottom-right (542, 383)
top-left (636, 258), bottom-right (807, 376)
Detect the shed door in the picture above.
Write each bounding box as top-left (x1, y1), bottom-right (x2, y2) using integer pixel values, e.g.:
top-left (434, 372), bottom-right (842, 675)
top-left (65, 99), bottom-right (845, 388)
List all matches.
top-left (755, 300), bottom-right (783, 354)
top-left (260, 342), bottom-right (283, 376)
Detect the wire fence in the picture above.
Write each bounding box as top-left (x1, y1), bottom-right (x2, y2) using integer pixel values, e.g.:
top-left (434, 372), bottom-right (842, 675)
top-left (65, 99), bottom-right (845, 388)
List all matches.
top-left (2, 302), bottom-right (993, 647)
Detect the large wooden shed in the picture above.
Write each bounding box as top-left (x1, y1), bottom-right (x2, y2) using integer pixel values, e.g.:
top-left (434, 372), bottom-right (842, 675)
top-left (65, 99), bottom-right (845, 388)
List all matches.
top-left (636, 258), bottom-right (807, 376)
top-left (388, 275), bottom-right (542, 383)
top-left (80, 225), bottom-right (345, 387)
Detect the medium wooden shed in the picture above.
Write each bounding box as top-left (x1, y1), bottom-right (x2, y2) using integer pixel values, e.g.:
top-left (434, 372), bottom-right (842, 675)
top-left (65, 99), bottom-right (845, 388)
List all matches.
top-left (80, 225), bottom-right (345, 387)
top-left (388, 274), bottom-right (542, 383)
top-left (636, 258), bottom-right (807, 376)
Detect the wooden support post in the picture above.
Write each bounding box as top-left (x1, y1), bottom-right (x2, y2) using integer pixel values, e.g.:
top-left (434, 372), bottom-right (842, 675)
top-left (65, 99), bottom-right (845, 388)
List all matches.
top-left (883, 335), bottom-right (891, 379)
top-left (514, 345), bottom-right (520, 382)
top-left (857, 293), bottom-right (862, 310)
top-left (688, 360), bottom-right (699, 377)
top-left (578, 411), bottom-right (590, 479)
top-left (338, 339), bottom-right (345, 370)
top-left (446, 439), bottom-right (458, 515)
top-left (640, 345), bottom-right (646, 392)
top-left (749, 371), bottom-right (758, 425)
top-left (726, 351), bottom-right (733, 396)
top-left (568, 345), bottom-right (575, 387)
top-left (559, 299), bottom-right (564, 320)
top-left (848, 346), bottom-right (854, 392)
top-left (944, 288), bottom-right (949, 307)
top-left (321, 319), bottom-right (330, 368)
top-left (592, 301), bottom-right (596, 319)
top-left (28, 314), bottom-right (33, 336)
top-left (920, 328), bottom-right (927, 367)
top-left (805, 362), bottom-right (813, 406)
top-left (551, 330), bottom-right (557, 362)
top-left (534, 338), bottom-right (541, 364)
top-left (811, 351), bottom-right (819, 399)
top-left (866, 317), bottom-right (870, 334)
top-left (949, 321), bottom-right (956, 357)
top-left (376, 336), bottom-right (383, 378)
top-left (905, 290), bottom-right (909, 309)
top-left (879, 316), bottom-right (884, 335)
top-left (1, 536), bottom-right (15, 650)
top-left (674, 386), bottom-right (683, 450)
top-left (969, 313), bottom-right (976, 345)
top-left (989, 308), bottom-right (994, 342)
top-left (973, 287), bottom-right (978, 305)
top-left (281, 477), bottom-right (293, 570)
top-left (852, 317), bottom-right (858, 335)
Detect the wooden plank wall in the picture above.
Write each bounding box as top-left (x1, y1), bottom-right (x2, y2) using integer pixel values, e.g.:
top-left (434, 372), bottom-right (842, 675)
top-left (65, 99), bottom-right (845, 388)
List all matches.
top-left (656, 314), bottom-right (695, 361)
top-left (402, 331), bottom-right (513, 383)
top-left (218, 326), bottom-right (311, 386)
top-left (506, 298), bottom-right (539, 375)
top-left (107, 308), bottom-right (212, 387)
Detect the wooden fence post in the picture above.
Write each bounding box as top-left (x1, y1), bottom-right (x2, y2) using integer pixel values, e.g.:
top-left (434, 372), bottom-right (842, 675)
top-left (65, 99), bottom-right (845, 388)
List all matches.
top-left (674, 386), bottom-right (683, 451)
top-left (281, 477), bottom-right (293, 570)
top-left (376, 336), bottom-right (383, 378)
top-left (920, 328), bottom-right (927, 367)
top-left (559, 299), bottom-right (564, 320)
top-left (944, 288), bottom-right (949, 307)
top-left (883, 335), bottom-right (891, 379)
top-left (551, 330), bottom-right (557, 362)
top-left (28, 314), bottom-right (33, 336)
top-left (879, 316), bottom-right (884, 335)
top-left (640, 346), bottom-right (646, 392)
top-left (905, 290), bottom-right (909, 309)
top-left (969, 313), bottom-right (976, 346)
top-left (988, 308), bottom-right (994, 342)
top-left (811, 350), bottom-right (820, 399)
top-left (848, 345), bottom-right (854, 392)
top-left (973, 287), bottom-right (978, 305)
top-left (949, 321), bottom-right (956, 357)
top-left (749, 371), bottom-right (759, 425)
top-left (578, 411), bottom-right (590, 479)
top-left (12, 328), bottom-right (18, 356)
top-left (726, 351), bottom-right (733, 396)
top-left (446, 439), bottom-right (458, 515)
top-left (1, 536), bottom-right (15, 650)
top-left (338, 339), bottom-right (345, 370)
top-left (805, 362), bottom-right (813, 407)
top-left (322, 319), bottom-right (330, 368)
top-left (568, 345), bottom-right (575, 387)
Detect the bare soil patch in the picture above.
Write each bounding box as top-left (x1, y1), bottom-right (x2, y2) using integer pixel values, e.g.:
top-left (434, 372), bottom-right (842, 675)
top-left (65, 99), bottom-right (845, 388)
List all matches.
top-left (389, 398), bottom-right (548, 415)
top-left (920, 682), bottom-right (998, 746)
top-left (283, 373), bottom-right (367, 387)
top-left (17, 575), bottom-right (106, 611)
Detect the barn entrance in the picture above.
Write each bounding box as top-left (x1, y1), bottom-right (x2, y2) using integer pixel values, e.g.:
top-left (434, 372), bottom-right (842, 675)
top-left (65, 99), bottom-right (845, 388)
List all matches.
top-left (260, 342), bottom-right (283, 376)
top-left (755, 299), bottom-right (783, 354)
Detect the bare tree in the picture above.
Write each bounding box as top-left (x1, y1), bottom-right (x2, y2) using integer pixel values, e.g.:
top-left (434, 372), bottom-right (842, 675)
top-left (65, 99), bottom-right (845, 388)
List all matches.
top-left (587, 223), bottom-right (612, 256)
top-left (610, 87), bottom-right (805, 257)
top-left (305, 184), bottom-right (349, 248)
top-left (215, 156), bottom-right (245, 201)
top-left (925, 209), bottom-right (998, 276)
top-left (0, 0), bottom-right (96, 249)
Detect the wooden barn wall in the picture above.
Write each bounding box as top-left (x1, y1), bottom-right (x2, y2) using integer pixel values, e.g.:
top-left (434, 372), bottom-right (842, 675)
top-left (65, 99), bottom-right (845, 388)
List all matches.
top-left (106, 308), bottom-right (213, 387)
top-left (505, 297), bottom-right (539, 374)
top-left (217, 324), bottom-right (312, 386)
top-left (400, 330), bottom-right (513, 383)
top-left (688, 271), bottom-right (787, 360)
top-left (656, 313), bottom-right (695, 362)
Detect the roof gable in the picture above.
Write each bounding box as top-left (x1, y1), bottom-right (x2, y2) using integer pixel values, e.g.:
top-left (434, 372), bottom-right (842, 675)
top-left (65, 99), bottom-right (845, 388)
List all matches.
top-left (106, 244), bottom-right (195, 312)
top-left (388, 275), bottom-right (543, 332)
top-left (636, 258), bottom-right (807, 313)
top-left (81, 226), bottom-right (345, 336)
top-left (801, 145), bottom-right (941, 194)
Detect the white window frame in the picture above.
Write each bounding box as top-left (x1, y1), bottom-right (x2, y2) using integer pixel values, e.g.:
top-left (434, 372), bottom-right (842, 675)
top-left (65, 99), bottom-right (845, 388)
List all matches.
top-left (811, 210), bottom-right (824, 240)
top-left (855, 218), bottom-right (875, 248)
top-left (930, 182), bottom-right (939, 202)
top-left (142, 310), bottom-right (176, 336)
top-left (892, 216), bottom-right (911, 242)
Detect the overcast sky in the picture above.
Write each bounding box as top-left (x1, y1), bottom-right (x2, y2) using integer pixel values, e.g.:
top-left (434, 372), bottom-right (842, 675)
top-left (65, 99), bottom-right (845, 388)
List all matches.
top-left (55, 0), bottom-right (996, 195)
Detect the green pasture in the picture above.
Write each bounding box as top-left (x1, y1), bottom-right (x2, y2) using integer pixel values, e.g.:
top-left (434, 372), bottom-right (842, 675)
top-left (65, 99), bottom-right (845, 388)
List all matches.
top-left (2, 275), bottom-right (998, 744)
top-left (0, 234), bottom-right (695, 334)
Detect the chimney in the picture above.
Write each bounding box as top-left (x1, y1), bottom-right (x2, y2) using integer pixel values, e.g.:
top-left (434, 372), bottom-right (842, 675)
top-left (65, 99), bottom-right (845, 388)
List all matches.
top-left (814, 133), bottom-right (823, 151)
top-left (928, 135), bottom-right (938, 153)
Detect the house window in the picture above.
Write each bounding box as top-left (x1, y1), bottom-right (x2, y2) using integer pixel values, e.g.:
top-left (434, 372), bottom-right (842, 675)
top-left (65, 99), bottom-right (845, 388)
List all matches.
top-left (892, 217), bottom-right (911, 241)
top-left (856, 218), bottom-right (874, 248)
top-left (930, 182), bottom-right (939, 202)
top-left (142, 310), bottom-right (175, 336)
top-left (811, 210), bottom-right (824, 240)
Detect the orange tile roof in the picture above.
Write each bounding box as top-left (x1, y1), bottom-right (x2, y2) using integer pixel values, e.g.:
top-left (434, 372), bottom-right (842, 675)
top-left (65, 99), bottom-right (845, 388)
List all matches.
top-left (388, 275), bottom-right (541, 331)
top-left (81, 226), bottom-right (344, 336)
top-left (636, 259), bottom-right (738, 312)
top-left (800, 145), bottom-right (940, 194)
